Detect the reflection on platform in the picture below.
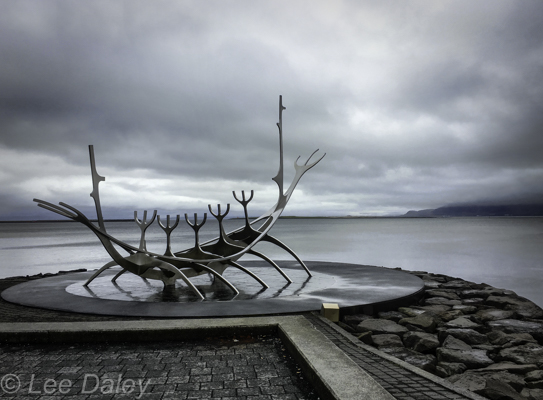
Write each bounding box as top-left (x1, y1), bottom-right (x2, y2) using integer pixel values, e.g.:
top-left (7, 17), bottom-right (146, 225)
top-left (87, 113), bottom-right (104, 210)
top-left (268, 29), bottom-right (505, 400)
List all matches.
top-left (67, 264), bottom-right (332, 303)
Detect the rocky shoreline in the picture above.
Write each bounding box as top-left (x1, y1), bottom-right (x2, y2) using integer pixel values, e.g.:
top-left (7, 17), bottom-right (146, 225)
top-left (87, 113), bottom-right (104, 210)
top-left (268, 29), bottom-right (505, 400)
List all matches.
top-left (338, 269), bottom-right (543, 400)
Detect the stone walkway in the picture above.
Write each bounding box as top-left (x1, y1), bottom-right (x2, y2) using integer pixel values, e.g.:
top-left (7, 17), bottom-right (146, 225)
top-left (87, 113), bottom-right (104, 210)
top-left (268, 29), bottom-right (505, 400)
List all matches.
top-left (0, 336), bottom-right (318, 399)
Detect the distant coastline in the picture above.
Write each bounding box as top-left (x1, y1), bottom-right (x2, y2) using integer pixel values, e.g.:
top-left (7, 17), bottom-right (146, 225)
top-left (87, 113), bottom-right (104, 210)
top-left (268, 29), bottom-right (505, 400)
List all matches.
top-left (2, 203), bottom-right (543, 222)
top-left (404, 203), bottom-right (543, 218)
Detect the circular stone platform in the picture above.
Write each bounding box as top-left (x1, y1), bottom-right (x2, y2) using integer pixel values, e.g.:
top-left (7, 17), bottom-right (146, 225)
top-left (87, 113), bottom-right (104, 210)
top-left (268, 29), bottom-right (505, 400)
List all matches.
top-left (2, 261), bottom-right (424, 317)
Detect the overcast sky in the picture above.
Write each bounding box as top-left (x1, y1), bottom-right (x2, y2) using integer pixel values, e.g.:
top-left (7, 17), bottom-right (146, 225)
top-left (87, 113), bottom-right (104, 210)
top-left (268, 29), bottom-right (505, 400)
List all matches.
top-left (1, 0), bottom-right (542, 220)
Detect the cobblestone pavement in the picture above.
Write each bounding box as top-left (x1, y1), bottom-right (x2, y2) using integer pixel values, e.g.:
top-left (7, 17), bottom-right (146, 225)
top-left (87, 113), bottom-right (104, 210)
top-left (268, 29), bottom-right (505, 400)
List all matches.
top-left (305, 314), bottom-right (473, 400)
top-left (0, 335), bottom-right (319, 399)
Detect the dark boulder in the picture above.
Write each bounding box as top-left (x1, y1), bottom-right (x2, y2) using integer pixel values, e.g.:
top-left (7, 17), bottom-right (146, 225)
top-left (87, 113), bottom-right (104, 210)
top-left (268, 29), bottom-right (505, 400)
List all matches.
top-left (488, 319), bottom-right (543, 342)
top-left (398, 307), bottom-right (426, 317)
top-left (448, 374), bottom-right (525, 400)
top-left (447, 373), bottom-right (486, 392)
top-left (403, 331), bottom-right (440, 353)
top-left (487, 330), bottom-right (537, 347)
top-left (475, 309), bottom-right (516, 323)
top-left (425, 297), bottom-right (462, 306)
top-left (372, 334), bottom-right (404, 348)
top-left (481, 378), bottom-right (525, 400)
top-left (498, 343), bottom-right (543, 365)
top-left (526, 370), bottom-right (543, 390)
top-left (343, 314), bottom-right (373, 328)
top-left (356, 319), bottom-right (409, 335)
top-left (452, 305), bottom-right (478, 314)
top-left (472, 362), bottom-right (538, 375)
top-left (486, 295), bottom-right (543, 319)
top-left (399, 313), bottom-right (437, 333)
top-left (462, 298), bottom-right (485, 306)
top-left (441, 280), bottom-right (471, 290)
top-left (521, 388), bottom-right (543, 400)
top-left (436, 348), bottom-right (494, 369)
top-left (426, 290), bottom-right (461, 300)
top-left (444, 317), bottom-right (483, 330)
top-left (377, 311), bottom-right (407, 323)
top-left (439, 328), bottom-right (489, 345)
top-left (459, 289), bottom-right (494, 299)
top-left (436, 362), bottom-right (467, 378)
top-left (442, 335), bottom-right (472, 350)
top-left (438, 310), bottom-right (464, 322)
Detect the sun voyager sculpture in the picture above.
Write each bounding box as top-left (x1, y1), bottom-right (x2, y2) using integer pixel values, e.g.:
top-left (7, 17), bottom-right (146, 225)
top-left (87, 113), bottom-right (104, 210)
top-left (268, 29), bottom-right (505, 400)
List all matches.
top-left (34, 96), bottom-right (325, 300)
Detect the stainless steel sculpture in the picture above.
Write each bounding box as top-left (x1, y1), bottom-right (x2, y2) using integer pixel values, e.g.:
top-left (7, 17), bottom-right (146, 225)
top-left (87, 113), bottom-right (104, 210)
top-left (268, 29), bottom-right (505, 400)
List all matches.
top-left (34, 96), bottom-right (325, 299)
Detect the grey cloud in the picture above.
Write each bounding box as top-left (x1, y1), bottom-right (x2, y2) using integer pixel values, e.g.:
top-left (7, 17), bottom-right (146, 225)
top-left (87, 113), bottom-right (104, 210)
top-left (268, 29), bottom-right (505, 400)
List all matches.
top-left (1, 0), bottom-right (543, 220)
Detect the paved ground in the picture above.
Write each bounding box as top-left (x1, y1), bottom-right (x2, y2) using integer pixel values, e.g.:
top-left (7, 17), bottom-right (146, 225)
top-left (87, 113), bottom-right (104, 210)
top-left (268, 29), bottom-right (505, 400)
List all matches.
top-left (0, 335), bottom-right (318, 399)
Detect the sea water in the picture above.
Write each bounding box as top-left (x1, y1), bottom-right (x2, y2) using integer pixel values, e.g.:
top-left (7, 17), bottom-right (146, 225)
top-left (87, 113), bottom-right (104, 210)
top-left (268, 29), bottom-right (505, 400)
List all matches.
top-left (0, 217), bottom-right (542, 307)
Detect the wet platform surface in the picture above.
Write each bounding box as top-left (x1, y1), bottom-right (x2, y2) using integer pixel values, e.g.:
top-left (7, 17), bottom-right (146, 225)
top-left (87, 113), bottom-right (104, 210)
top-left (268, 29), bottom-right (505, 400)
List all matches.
top-left (2, 261), bottom-right (424, 318)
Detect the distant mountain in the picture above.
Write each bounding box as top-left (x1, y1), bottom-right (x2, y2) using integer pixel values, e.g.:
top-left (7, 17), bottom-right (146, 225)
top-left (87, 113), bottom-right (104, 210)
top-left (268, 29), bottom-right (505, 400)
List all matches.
top-left (404, 203), bottom-right (543, 217)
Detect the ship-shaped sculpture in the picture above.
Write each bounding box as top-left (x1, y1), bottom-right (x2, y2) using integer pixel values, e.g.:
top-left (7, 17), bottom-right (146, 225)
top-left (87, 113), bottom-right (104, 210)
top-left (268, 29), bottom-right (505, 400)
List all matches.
top-left (34, 96), bottom-right (325, 300)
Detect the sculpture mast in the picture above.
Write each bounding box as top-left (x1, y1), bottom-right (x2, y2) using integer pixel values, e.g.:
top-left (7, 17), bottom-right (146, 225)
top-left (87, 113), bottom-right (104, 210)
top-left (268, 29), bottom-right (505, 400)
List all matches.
top-left (89, 145), bottom-right (107, 232)
top-left (272, 95), bottom-right (286, 197)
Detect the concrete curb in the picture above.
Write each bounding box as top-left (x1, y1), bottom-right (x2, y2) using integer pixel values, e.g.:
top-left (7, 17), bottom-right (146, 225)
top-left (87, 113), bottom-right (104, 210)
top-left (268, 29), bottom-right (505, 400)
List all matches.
top-left (0, 318), bottom-right (277, 344)
top-left (0, 316), bottom-right (392, 400)
top-left (278, 316), bottom-right (394, 400)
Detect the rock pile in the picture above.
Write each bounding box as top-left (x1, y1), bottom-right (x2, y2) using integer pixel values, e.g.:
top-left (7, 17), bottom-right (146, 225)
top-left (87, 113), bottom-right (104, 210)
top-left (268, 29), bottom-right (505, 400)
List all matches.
top-left (339, 270), bottom-right (543, 400)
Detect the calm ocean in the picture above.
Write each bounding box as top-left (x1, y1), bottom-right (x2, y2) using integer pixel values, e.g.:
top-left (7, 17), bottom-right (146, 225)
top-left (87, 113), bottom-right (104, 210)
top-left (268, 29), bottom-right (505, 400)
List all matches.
top-left (1, 217), bottom-right (542, 307)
